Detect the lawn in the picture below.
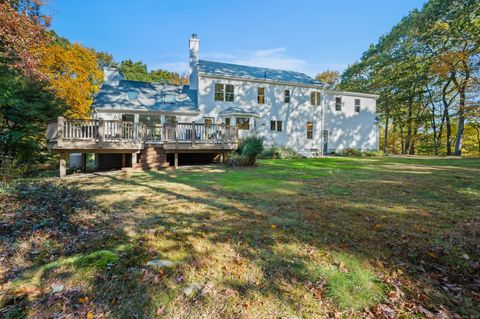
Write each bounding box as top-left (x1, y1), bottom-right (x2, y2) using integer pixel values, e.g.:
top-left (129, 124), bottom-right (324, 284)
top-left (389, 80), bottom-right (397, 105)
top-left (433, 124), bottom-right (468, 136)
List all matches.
top-left (1, 156), bottom-right (479, 318)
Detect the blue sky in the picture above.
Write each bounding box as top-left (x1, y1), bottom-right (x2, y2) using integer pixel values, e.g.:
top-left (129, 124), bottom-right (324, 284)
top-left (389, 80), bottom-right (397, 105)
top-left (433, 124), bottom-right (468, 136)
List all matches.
top-left (46, 0), bottom-right (426, 76)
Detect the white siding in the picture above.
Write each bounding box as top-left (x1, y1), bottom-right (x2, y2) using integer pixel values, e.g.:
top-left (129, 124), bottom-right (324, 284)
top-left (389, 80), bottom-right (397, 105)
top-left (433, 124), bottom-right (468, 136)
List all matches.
top-left (323, 93), bottom-right (378, 152)
top-left (94, 75), bottom-right (379, 154)
top-left (198, 76), bottom-right (324, 153)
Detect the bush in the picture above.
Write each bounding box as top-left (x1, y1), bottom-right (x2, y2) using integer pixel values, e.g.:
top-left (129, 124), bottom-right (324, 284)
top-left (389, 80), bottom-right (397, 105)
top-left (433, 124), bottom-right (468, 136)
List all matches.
top-left (225, 136), bottom-right (264, 167)
top-left (0, 155), bottom-right (29, 186)
top-left (338, 148), bottom-right (381, 157)
top-left (259, 146), bottom-right (301, 159)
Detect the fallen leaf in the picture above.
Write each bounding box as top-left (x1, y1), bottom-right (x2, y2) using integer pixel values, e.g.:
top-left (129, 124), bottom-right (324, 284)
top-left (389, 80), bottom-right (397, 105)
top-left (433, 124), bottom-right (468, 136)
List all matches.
top-left (87, 311), bottom-right (94, 319)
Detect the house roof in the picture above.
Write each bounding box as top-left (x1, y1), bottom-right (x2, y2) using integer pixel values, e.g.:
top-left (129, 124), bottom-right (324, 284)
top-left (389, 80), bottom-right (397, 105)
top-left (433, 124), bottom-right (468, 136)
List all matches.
top-left (92, 80), bottom-right (199, 114)
top-left (197, 60), bottom-right (324, 86)
top-left (219, 107), bottom-right (260, 117)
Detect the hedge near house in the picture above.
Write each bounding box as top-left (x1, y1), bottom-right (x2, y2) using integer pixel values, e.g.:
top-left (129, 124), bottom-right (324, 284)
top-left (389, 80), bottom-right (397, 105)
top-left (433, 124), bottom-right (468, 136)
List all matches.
top-left (225, 136), bottom-right (264, 166)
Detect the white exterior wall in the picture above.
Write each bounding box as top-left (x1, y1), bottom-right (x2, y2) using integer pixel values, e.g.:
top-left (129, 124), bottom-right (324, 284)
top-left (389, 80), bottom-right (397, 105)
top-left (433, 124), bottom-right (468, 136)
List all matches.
top-left (323, 93), bottom-right (378, 152)
top-left (197, 76), bottom-right (324, 153)
top-left (93, 76), bottom-right (379, 154)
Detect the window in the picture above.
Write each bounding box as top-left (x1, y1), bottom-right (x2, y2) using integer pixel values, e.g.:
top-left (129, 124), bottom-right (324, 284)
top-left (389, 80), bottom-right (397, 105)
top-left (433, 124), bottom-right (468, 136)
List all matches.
top-left (225, 117), bottom-right (231, 127)
top-left (335, 97), bottom-right (342, 111)
top-left (126, 91), bottom-right (139, 101)
top-left (204, 117), bottom-right (214, 126)
top-left (284, 89), bottom-right (290, 103)
top-left (270, 120), bottom-right (283, 132)
top-left (139, 114), bottom-right (161, 125)
top-left (225, 84), bottom-right (234, 101)
top-left (215, 83), bottom-right (234, 101)
top-left (307, 122), bottom-right (313, 139)
top-left (258, 87), bottom-right (265, 104)
top-left (276, 121), bottom-right (283, 132)
top-left (122, 114), bottom-right (135, 122)
top-left (355, 99), bottom-right (361, 112)
top-left (310, 92), bottom-right (321, 106)
top-left (162, 92), bottom-right (176, 103)
top-left (236, 117), bottom-right (250, 130)
top-left (165, 115), bottom-right (177, 124)
top-left (215, 83), bottom-right (224, 101)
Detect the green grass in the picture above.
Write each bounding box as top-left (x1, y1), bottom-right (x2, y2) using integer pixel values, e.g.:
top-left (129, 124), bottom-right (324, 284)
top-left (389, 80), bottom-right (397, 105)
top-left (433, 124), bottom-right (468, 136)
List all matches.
top-left (1, 156), bottom-right (479, 318)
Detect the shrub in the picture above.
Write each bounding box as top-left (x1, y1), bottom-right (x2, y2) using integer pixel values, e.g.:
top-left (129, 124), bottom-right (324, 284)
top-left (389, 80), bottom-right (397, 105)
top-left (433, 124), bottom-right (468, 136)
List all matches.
top-left (338, 148), bottom-right (381, 157)
top-left (225, 136), bottom-right (264, 166)
top-left (259, 146), bottom-right (301, 159)
top-left (0, 155), bottom-right (29, 186)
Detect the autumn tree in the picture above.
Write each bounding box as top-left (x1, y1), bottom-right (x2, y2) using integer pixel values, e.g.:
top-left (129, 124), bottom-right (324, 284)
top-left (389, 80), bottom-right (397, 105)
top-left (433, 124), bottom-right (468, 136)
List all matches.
top-left (0, 1), bottom-right (50, 78)
top-left (315, 70), bottom-right (340, 89)
top-left (340, 0), bottom-right (480, 156)
top-left (37, 43), bottom-right (103, 118)
top-left (0, 0), bottom-right (62, 164)
top-left (96, 51), bottom-right (114, 68)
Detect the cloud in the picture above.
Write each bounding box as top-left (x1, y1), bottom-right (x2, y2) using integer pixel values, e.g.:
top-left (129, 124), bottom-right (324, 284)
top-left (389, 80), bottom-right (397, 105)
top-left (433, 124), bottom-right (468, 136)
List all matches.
top-left (205, 47), bottom-right (309, 74)
top-left (252, 47), bottom-right (286, 57)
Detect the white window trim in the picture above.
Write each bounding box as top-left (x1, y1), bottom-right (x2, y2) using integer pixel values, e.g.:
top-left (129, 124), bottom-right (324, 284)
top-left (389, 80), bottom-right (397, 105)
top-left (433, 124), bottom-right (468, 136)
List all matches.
top-left (335, 97), bottom-right (343, 111)
top-left (354, 99), bottom-right (361, 112)
top-left (215, 83), bottom-right (234, 102)
top-left (258, 87), bottom-right (265, 104)
top-left (284, 89), bottom-right (291, 104)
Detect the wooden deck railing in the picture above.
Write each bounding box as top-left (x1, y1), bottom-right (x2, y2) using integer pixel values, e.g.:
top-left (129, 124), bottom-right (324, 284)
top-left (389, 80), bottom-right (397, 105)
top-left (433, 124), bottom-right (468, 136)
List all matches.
top-left (47, 117), bottom-right (238, 146)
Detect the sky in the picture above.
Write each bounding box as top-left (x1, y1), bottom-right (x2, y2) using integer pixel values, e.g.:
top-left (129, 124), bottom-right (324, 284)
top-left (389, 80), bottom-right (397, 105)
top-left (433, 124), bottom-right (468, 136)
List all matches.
top-left (46, 0), bottom-right (426, 77)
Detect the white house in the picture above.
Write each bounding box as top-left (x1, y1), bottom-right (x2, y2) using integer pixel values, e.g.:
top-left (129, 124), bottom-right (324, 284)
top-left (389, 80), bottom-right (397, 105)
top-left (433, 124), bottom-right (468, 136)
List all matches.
top-left (93, 34), bottom-right (379, 156)
top-left (47, 34), bottom-right (379, 175)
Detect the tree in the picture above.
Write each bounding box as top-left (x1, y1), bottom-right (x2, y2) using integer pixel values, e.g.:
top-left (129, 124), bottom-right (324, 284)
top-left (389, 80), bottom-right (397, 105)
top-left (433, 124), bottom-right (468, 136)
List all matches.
top-left (315, 70), bottom-right (340, 89)
top-left (118, 59), bottom-right (188, 84)
top-left (340, 0), bottom-right (480, 156)
top-left (36, 43), bottom-right (103, 118)
top-left (0, 67), bottom-right (63, 162)
top-left (0, 1), bottom-right (50, 78)
top-left (96, 51), bottom-right (114, 68)
top-left (118, 59), bottom-right (150, 81)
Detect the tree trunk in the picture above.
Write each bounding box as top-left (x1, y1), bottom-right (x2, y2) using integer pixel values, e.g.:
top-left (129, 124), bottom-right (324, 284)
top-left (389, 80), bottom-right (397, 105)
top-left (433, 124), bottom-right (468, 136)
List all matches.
top-left (384, 107), bottom-right (389, 155)
top-left (454, 89), bottom-right (466, 156)
top-left (445, 107), bottom-right (452, 155)
top-left (409, 126), bottom-right (417, 155)
top-left (404, 104), bottom-right (413, 155)
top-left (476, 125), bottom-right (480, 154)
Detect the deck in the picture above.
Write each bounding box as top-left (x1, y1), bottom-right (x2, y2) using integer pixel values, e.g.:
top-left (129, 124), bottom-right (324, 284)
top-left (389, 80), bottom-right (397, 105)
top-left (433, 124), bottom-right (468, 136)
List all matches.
top-left (47, 117), bottom-right (238, 177)
top-left (47, 117), bottom-right (238, 153)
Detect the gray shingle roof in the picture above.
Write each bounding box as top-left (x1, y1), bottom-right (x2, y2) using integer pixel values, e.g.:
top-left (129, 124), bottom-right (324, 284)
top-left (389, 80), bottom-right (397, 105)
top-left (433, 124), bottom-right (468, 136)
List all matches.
top-left (92, 80), bottom-right (199, 113)
top-left (219, 107), bottom-right (259, 116)
top-left (197, 60), bottom-right (323, 86)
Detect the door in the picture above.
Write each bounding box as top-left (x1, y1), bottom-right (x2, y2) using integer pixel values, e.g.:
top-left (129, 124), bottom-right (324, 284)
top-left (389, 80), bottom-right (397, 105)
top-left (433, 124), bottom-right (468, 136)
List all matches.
top-left (323, 130), bottom-right (329, 155)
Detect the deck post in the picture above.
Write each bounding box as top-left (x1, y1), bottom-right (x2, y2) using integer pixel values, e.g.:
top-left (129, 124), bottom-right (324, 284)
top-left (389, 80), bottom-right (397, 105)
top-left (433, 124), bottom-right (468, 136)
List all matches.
top-left (59, 152), bottom-right (67, 178)
top-left (98, 119), bottom-right (105, 142)
top-left (134, 114), bottom-right (139, 141)
top-left (81, 153), bottom-right (87, 172)
top-left (192, 121), bottom-right (196, 147)
top-left (174, 152), bottom-right (178, 168)
top-left (57, 117), bottom-right (64, 144)
top-left (131, 152), bottom-right (137, 167)
top-left (221, 123), bottom-right (225, 148)
top-left (121, 153), bottom-right (126, 168)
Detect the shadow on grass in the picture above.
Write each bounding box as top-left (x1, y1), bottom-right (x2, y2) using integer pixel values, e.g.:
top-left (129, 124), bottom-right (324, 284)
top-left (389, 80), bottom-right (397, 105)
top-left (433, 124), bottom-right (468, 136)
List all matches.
top-left (3, 156), bottom-right (479, 317)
